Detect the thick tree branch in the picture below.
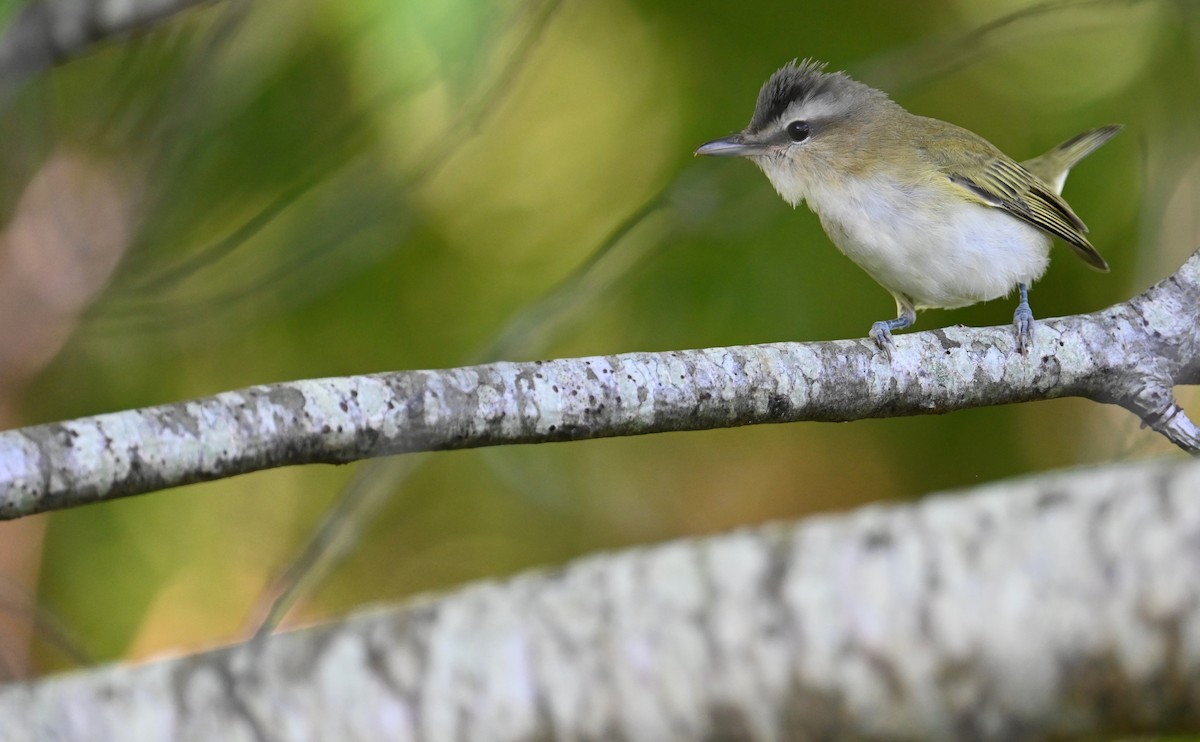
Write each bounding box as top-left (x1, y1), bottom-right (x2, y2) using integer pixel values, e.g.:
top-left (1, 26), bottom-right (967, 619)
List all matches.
top-left (2, 249), bottom-right (1198, 519)
top-left (1, 457), bottom-right (1198, 741)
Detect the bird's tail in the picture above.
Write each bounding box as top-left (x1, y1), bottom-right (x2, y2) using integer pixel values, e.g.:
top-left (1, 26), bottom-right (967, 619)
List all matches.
top-left (1021, 124), bottom-right (1122, 195)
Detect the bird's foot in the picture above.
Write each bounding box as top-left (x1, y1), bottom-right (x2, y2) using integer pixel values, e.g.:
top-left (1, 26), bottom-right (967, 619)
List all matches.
top-left (870, 321), bottom-right (897, 361)
top-left (1013, 303), bottom-right (1034, 354)
top-left (1013, 283), bottom-right (1034, 354)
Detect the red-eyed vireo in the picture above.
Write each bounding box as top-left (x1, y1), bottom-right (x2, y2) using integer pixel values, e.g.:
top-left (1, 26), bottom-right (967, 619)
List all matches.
top-left (696, 59), bottom-right (1119, 357)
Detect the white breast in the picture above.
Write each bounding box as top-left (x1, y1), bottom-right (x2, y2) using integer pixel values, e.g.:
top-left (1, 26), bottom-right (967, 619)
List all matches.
top-left (798, 177), bottom-right (1052, 310)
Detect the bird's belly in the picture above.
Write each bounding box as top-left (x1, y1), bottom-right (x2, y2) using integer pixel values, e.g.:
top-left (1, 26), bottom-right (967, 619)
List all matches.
top-left (813, 192), bottom-right (1052, 310)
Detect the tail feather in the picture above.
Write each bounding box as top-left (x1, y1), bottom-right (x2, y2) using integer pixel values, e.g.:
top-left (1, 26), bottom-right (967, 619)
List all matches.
top-left (1021, 124), bottom-right (1122, 195)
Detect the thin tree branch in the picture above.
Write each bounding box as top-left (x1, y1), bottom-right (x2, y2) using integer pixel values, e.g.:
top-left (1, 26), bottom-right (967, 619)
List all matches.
top-left (854, 0), bottom-right (1156, 93)
top-left (0, 0), bottom-right (219, 115)
top-left (1, 248), bottom-right (1198, 519)
top-left (1, 456), bottom-right (1198, 740)
top-left (0, 0), bottom-right (216, 77)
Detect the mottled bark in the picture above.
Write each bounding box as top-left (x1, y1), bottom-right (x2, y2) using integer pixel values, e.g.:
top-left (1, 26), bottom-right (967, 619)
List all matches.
top-left (2, 249), bottom-right (1199, 519)
top-left (1, 457), bottom-right (1197, 741)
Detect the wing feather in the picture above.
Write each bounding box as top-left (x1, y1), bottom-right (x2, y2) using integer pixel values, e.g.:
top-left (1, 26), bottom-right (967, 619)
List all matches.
top-left (946, 158), bottom-right (1109, 272)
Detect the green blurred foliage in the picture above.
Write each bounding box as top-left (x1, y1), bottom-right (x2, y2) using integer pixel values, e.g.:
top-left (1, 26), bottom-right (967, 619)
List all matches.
top-left (5, 0), bottom-right (1195, 670)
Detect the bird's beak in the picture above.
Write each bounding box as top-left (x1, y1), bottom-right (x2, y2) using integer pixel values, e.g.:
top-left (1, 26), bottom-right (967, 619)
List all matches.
top-left (694, 135), bottom-right (764, 157)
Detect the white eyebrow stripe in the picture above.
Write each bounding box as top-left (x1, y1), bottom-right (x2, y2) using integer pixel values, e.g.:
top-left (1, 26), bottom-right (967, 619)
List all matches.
top-left (779, 97), bottom-right (847, 125)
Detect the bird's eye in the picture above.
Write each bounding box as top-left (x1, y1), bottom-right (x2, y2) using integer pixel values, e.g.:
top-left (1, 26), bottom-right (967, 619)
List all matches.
top-left (786, 120), bottom-right (810, 142)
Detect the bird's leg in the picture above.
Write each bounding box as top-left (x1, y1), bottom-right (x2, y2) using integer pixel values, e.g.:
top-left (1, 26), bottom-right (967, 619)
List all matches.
top-left (869, 298), bottom-right (917, 360)
top-left (1013, 282), bottom-right (1034, 354)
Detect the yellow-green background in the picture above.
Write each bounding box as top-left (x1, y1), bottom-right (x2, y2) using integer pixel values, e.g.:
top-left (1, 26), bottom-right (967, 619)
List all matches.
top-left (7, 0), bottom-right (1195, 671)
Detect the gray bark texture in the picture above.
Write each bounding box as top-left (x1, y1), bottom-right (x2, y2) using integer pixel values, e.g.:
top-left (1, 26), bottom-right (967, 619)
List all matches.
top-left (1, 456), bottom-right (1197, 741)
top-left (3, 249), bottom-right (1199, 519)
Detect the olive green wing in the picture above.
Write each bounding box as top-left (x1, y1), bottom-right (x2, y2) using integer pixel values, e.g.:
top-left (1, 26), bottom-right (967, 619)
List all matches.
top-left (946, 157), bottom-right (1109, 272)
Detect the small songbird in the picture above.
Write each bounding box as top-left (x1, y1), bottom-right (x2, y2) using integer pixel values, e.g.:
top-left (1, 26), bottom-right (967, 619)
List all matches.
top-left (696, 59), bottom-right (1119, 357)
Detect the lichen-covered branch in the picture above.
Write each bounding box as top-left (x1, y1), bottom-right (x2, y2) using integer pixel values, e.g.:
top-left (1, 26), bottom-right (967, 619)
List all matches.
top-left (2, 249), bottom-right (1198, 519)
top-left (1, 457), bottom-right (1197, 741)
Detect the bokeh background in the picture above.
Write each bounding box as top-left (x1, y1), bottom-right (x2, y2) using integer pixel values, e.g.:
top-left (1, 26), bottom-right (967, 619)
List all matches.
top-left (0, 0), bottom-right (1195, 676)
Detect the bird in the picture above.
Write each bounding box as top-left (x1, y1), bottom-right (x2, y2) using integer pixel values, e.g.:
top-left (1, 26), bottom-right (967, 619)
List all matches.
top-left (695, 58), bottom-right (1119, 358)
